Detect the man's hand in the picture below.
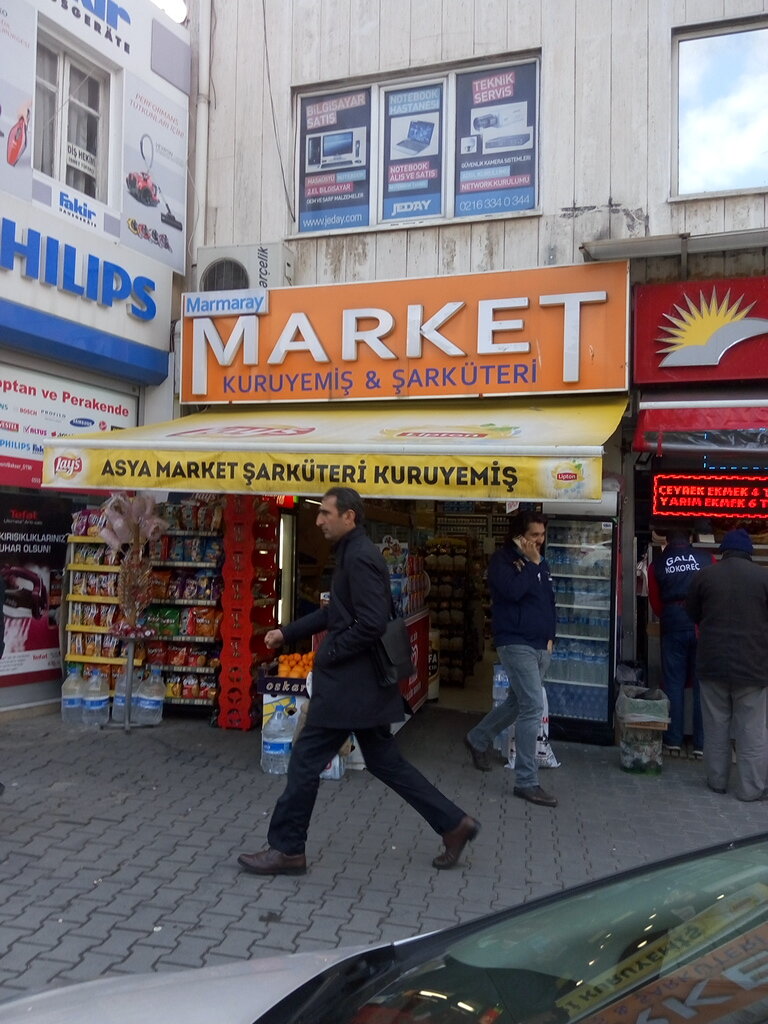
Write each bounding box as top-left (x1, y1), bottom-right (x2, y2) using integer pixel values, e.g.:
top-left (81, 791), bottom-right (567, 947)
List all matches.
top-left (517, 535), bottom-right (541, 564)
top-left (264, 629), bottom-right (285, 650)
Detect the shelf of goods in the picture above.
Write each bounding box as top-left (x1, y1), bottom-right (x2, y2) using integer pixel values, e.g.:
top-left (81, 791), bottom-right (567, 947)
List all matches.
top-left (543, 520), bottom-right (613, 722)
top-left (425, 536), bottom-right (480, 687)
top-left (145, 517), bottom-right (225, 708)
top-left (64, 536), bottom-right (140, 682)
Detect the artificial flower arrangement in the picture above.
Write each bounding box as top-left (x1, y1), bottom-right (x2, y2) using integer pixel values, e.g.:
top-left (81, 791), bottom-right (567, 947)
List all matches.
top-left (99, 492), bottom-right (167, 636)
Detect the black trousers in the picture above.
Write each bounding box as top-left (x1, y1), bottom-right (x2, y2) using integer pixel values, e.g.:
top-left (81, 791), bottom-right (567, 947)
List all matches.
top-left (267, 722), bottom-right (466, 855)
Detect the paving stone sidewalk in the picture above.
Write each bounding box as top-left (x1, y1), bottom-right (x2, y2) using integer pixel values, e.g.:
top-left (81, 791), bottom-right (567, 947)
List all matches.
top-left (0, 704), bottom-right (765, 1005)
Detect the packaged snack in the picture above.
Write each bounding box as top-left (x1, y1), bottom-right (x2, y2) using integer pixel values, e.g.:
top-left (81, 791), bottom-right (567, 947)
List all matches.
top-left (147, 641), bottom-right (166, 665)
top-left (83, 633), bottom-right (102, 657)
top-left (86, 573), bottom-right (100, 597)
top-left (198, 680), bottom-right (214, 701)
top-left (148, 535), bottom-right (169, 561)
top-left (87, 510), bottom-right (106, 536)
top-left (69, 603), bottom-right (83, 626)
top-left (168, 537), bottom-right (186, 562)
top-left (71, 571), bottom-right (86, 595)
top-left (184, 536), bottom-right (203, 562)
top-left (166, 673), bottom-right (183, 697)
top-left (158, 607), bottom-right (181, 638)
top-left (182, 575), bottom-right (199, 600)
top-left (69, 633), bottom-right (84, 656)
top-left (103, 546), bottom-right (120, 566)
top-left (182, 675), bottom-right (200, 699)
top-left (166, 573), bottom-right (185, 600)
top-left (203, 537), bottom-right (224, 563)
top-left (188, 647), bottom-right (207, 667)
top-left (82, 603), bottom-right (100, 627)
top-left (99, 573), bottom-right (116, 597)
top-left (191, 607), bottom-right (217, 637)
top-left (168, 644), bottom-right (188, 667)
top-left (178, 608), bottom-right (195, 636)
top-left (71, 509), bottom-right (90, 536)
top-left (180, 501), bottom-right (198, 530)
top-left (151, 570), bottom-right (172, 600)
top-left (103, 634), bottom-right (120, 658)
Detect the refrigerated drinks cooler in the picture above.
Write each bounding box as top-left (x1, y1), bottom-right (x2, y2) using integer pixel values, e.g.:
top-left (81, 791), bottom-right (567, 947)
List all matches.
top-left (544, 517), bottom-right (617, 743)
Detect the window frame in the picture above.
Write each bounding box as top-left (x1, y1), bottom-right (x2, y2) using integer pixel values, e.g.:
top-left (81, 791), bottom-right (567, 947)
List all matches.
top-left (294, 56), bottom-right (540, 236)
top-left (34, 32), bottom-right (111, 204)
top-left (672, 19), bottom-right (768, 199)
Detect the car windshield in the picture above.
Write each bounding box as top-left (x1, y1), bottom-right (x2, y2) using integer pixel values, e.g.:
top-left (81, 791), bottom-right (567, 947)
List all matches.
top-left (296, 836), bottom-right (768, 1024)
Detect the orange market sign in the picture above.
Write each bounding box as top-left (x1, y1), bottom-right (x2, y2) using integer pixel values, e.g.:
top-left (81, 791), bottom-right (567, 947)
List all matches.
top-left (180, 262), bottom-right (628, 403)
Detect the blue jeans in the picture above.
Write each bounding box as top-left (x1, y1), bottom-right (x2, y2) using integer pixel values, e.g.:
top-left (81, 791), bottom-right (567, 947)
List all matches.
top-left (468, 644), bottom-right (549, 789)
top-left (661, 627), bottom-right (703, 750)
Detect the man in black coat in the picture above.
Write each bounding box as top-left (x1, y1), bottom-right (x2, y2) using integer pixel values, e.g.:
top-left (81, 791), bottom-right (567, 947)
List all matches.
top-left (238, 487), bottom-right (479, 875)
top-left (685, 528), bottom-right (768, 801)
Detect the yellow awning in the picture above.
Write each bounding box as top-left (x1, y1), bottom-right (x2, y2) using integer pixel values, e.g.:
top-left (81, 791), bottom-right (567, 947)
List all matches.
top-left (42, 395), bottom-right (627, 502)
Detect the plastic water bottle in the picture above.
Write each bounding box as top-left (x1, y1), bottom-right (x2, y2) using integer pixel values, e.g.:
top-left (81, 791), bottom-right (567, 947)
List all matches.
top-left (492, 665), bottom-right (509, 704)
top-left (111, 667), bottom-right (128, 724)
top-left (134, 667), bottom-right (165, 726)
top-left (61, 667), bottom-right (84, 726)
top-left (81, 668), bottom-right (110, 728)
top-left (261, 706), bottom-right (294, 774)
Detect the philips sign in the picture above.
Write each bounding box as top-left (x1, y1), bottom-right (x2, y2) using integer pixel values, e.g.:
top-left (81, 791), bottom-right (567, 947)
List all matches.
top-left (0, 217), bottom-right (156, 322)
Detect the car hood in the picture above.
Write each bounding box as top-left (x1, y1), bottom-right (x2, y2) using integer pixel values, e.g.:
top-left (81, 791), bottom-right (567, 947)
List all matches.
top-left (0, 945), bottom-right (373, 1024)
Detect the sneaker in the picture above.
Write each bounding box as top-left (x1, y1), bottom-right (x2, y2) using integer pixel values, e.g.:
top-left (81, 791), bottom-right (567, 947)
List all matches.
top-left (663, 745), bottom-right (682, 758)
top-left (693, 749), bottom-right (704, 760)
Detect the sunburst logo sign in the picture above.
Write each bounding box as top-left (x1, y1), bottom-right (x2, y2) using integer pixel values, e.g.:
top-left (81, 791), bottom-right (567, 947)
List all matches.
top-left (657, 289), bottom-right (768, 367)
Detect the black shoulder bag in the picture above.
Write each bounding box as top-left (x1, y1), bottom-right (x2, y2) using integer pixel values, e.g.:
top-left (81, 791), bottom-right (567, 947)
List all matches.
top-left (373, 604), bottom-right (414, 688)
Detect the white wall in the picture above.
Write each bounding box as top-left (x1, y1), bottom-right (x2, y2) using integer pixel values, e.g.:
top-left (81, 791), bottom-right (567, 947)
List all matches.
top-left (190, 0), bottom-right (768, 285)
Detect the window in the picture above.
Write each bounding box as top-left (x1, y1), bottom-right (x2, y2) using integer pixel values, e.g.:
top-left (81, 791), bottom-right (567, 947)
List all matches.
top-left (34, 38), bottom-right (109, 202)
top-left (676, 24), bottom-right (768, 196)
top-left (296, 59), bottom-right (539, 234)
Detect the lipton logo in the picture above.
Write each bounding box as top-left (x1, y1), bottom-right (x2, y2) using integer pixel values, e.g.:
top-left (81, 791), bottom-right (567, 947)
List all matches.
top-left (54, 455), bottom-right (83, 478)
top-left (657, 288), bottom-right (768, 368)
top-left (555, 471), bottom-right (577, 481)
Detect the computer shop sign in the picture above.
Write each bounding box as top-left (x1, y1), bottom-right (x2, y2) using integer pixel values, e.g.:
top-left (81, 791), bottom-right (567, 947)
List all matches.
top-left (180, 262), bottom-right (629, 403)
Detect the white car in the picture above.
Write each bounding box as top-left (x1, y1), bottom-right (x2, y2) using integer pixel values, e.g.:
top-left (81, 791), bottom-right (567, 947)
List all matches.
top-left (2, 832), bottom-right (768, 1023)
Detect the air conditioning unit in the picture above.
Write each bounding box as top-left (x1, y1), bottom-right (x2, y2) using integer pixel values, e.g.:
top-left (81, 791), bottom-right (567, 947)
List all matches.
top-left (194, 243), bottom-right (294, 291)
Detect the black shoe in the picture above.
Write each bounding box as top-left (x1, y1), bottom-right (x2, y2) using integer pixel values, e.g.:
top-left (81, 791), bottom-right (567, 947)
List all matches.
top-left (464, 735), bottom-right (491, 772)
top-left (513, 785), bottom-right (557, 807)
top-left (238, 847), bottom-right (307, 875)
top-left (432, 816), bottom-right (480, 869)
top-left (707, 781), bottom-right (726, 794)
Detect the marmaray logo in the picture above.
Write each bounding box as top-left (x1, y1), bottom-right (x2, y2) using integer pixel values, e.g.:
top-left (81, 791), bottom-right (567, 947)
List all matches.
top-left (657, 288), bottom-right (768, 368)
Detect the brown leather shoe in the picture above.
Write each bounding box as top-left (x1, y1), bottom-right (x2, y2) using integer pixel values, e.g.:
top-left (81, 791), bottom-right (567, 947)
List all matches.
top-left (432, 815), bottom-right (480, 869)
top-left (238, 847), bottom-right (307, 875)
top-left (513, 785), bottom-right (557, 807)
top-left (464, 736), bottom-right (491, 772)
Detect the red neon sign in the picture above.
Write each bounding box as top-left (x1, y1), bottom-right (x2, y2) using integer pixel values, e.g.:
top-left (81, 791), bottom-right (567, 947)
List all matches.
top-left (653, 473), bottom-right (768, 518)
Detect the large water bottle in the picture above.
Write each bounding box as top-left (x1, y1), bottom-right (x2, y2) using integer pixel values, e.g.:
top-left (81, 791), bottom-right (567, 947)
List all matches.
top-left (81, 668), bottom-right (110, 728)
top-left (134, 667), bottom-right (165, 726)
top-left (61, 666), bottom-right (84, 726)
top-left (111, 667), bottom-right (128, 724)
top-left (261, 706), bottom-right (294, 774)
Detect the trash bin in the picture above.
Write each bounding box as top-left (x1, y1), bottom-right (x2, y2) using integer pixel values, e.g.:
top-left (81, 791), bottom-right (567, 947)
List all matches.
top-left (615, 685), bottom-right (670, 775)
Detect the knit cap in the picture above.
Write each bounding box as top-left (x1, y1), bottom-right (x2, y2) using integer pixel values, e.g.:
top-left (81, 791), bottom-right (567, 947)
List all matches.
top-left (718, 528), bottom-right (753, 554)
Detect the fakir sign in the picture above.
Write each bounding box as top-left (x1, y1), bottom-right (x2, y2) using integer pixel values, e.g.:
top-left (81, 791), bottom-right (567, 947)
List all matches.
top-left (180, 263), bottom-right (629, 403)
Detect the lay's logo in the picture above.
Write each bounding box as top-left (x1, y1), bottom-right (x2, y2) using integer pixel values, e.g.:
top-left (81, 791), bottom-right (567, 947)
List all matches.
top-left (54, 455), bottom-right (83, 478)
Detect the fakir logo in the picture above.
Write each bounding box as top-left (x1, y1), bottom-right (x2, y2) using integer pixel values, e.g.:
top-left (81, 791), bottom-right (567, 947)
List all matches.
top-left (54, 455), bottom-right (83, 478)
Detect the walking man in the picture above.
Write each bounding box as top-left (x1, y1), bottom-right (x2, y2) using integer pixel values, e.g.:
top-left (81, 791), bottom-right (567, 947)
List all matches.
top-left (238, 487), bottom-right (479, 875)
top-left (648, 527), bottom-right (713, 758)
top-left (685, 528), bottom-right (768, 801)
top-left (464, 510), bottom-right (558, 807)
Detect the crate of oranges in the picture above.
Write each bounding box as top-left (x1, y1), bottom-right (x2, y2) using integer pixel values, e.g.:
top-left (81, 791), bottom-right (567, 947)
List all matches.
top-left (255, 649), bottom-right (315, 697)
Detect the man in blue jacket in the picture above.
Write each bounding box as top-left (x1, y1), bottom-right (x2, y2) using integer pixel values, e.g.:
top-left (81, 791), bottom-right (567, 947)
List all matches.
top-left (465, 511), bottom-right (557, 807)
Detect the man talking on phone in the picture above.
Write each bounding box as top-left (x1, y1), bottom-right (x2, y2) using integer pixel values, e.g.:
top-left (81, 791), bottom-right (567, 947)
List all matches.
top-left (464, 510), bottom-right (558, 807)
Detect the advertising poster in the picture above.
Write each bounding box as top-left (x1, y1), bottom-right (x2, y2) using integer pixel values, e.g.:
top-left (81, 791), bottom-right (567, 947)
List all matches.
top-left (121, 73), bottom-right (188, 273)
top-left (0, 494), bottom-right (72, 689)
top-left (381, 83), bottom-right (443, 221)
top-left (0, 363), bottom-right (138, 489)
top-left (298, 88), bottom-right (371, 233)
top-left (454, 61), bottom-right (538, 217)
top-left (0, 0), bottom-right (36, 202)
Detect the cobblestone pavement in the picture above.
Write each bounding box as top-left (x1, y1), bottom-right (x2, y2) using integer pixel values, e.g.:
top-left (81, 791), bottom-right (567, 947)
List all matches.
top-left (0, 704), bottom-right (765, 1005)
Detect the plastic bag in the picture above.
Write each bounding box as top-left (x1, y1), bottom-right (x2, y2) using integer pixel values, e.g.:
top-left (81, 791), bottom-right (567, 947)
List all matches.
top-left (506, 686), bottom-right (561, 770)
top-left (615, 684), bottom-right (670, 726)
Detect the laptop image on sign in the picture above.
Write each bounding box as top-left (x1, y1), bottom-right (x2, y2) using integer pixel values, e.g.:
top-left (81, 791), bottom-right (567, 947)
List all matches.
top-left (396, 120), bottom-right (435, 154)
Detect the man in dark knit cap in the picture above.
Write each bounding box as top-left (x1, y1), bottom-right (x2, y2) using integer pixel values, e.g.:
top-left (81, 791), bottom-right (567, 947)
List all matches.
top-left (685, 528), bottom-right (768, 801)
